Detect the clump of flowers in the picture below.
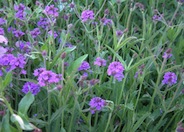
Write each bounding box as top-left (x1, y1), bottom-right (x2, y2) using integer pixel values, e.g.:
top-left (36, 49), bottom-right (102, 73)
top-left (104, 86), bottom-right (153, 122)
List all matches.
top-left (162, 72), bottom-right (177, 86)
top-left (0, 18), bottom-right (6, 25)
top-left (94, 57), bottom-right (106, 67)
top-left (15, 41), bottom-right (31, 53)
top-left (14, 3), bottom-right (26, 20)
top-left (107, 61), bottom-right (125, 81)
top-left (89, 97), bottom-right (106, 114)
top-left (101, 18), bottom-right (112, 26)
top-left (0, 35), bottom-right (8, 45)
top-left (81, 10), bottom-right (94, 22)
top-left (0, 54), bottom-right (26, 75)
top-left (30, 28), bottom-right (41, 38)
top-left (33, 68), bottom-right (62, 87)
top-left (78, 61), bottom-right (90, 71)
top-left (37, 17), bottom-right (50, 29)
top-left (43, 5), bottom-right (59, 18)
top-left (13, 29), bottom-right (25, 38)
top-left (22, 82), bottom-right (40, 95)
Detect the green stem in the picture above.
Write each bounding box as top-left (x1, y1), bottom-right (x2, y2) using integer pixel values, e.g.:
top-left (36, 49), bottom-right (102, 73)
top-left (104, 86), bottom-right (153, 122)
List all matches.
top-left (135, 81), bottom-right (143, 110)
top-left (1, 96), bottom-right (22, 132)
top-left (104, 112), bottom-right (112, 132)
top-left (117, 73), bottom-right (128, 104)
top-left (47, 87), bottom-right (51, 132)
top-left (149, 58), bottom-right (166, 111)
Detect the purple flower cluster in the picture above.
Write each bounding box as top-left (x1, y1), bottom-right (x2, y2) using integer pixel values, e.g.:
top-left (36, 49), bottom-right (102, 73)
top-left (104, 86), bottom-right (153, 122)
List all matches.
top-left (116, 30), bottom-right (123, 37)
top-left (162, 72), bottom-right (177, 86)
top-left (0, 35), bottom-right (8, 45)
top-left (14, 3), bottom-right (26, 20)
top-left (107, 61), bottom-right (125, 81)
top-left (94, 57), bottom-right (106, 67)
top-left (0, 28), bottom-right (4, 35)
top-left (43, 5), bottom-right (59, 18)
top-left (81, 10), bottom-right (94, 22)
top-left (34, 68), bottom-right (62, 87)
top-left (152, 14), bottom-right (163, 22)
top-left (0, 54), bottom-right (26, 76)
top-left (30, 28), bottom-right (41, 38)
top-left (13, 29), bottom-right (25, 38)
top-left (0, 18), bottom-right (6, 25)
top-left (78, 61), bottom-right (90, 71)
top-left (22, 82), bottom-right (40, 95)
top-left (89, 97), bottom-right (106, 114)
top-left (15, 41), bottom-right (31, 53)
top-left (37, 17), bottom-right (50, 29)
top-left (101, 18), bottom-right (112, 26)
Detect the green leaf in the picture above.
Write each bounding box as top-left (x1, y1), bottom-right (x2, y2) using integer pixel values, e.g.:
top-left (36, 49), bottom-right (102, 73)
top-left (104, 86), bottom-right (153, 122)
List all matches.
top-left (132, 112), bottom-right (150, 131)
top-left (49, 46), bottom-right (76, 69)
top-left (127, 56), bottom-right (154, 72)
top-left (11, 114), bottom-right (35, 130)
top-left (18, 92), bottom-right (34, 116)
top-left (67, 54), bottom-right (88, 75)
top-left (2, 111), bottom-right (18, 132)
top-left (1, 72), bottom-right (12, 92)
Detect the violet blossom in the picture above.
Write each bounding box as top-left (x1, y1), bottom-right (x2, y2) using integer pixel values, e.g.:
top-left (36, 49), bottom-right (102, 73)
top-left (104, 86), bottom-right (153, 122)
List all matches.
top-left (89, 97), bottom-right (106, 114)
top-left (162, 72), bottom-right (177, 86)
top-left (22, 82), bottom-right (40, 95)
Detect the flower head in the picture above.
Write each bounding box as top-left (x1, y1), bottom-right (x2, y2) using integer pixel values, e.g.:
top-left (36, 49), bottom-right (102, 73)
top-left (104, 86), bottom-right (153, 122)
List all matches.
top-left (94, 57), bottom-right (106, 67)
top-left (30, 28), bottom-right (41, 38)
top-left (89, 97), bottom-right (106, 114)
top-left (22, 82), bottom-right (40, 95)
top-left (34, 68), bottom-right (62, 87)
top-left (107, 61), bottom-right (125, 81)
top-left (81, 10), bottom-right (94, 22)
top-left (0, 18), bottom-right (6, 25)
top-left (43, 5), bottom-right (59, 17)
top-left (37, 17), bottom-right (50, 29)
top-left (162, 72), bottom-right (177, 86)
top-left (0, 35), bottom-right (8, 45)
top-left (78, 61), bottom-right (90, 71)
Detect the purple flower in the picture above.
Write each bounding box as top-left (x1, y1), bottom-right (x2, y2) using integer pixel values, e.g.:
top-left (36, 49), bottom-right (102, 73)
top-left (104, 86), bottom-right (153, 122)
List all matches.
top-left (78, 61), bottom-right (90, 71)
top-left (81, 10), bottom-right (94, 22)
top-left (116, 30), bottom-right (123, 37)
top-left (48, 30), bottom-right (58, 39)
top-left (177, 0), bottom-right (184, 3)
top-left (101, 18), bottom-right (112, 26)
top-left (94, 57), bottom-right (106, 67)
top-left (34, 68), bottom-right (62, 87)
top-left (107, 61), bottom-right (125, 81)
top-left (162, 48), bottom-right (172, 59)
top-left (43, 5), bottom-right (59, 17)
top-left (0, 18), bottom-right (6, 25)
top-left (30, 28), bottom-right (41, 38)
top-left (0, 28), bottom-right (5, 35)
top-left (176, 122), bottom-right (184, 132)
top-left (22, 82), bottom-right (40, 95)
top-left (0, 46), bottom-right (7, 58)
top-left (89, 97), bottom-right (106, 114)
top-left (37, 17), bottom-right (50, 29)
top-left (13, 30), bottom-right (25, 38)
top-left (162, 72), bottom-right (177, 86)
top-left (14, 4), bottom-right (26, 20)
top-left (152, 14), bottom-right (163, 21)
top-left (15, 41), bottom-right (31, 53)
top-left (9, 54), bottom-right (26, 69)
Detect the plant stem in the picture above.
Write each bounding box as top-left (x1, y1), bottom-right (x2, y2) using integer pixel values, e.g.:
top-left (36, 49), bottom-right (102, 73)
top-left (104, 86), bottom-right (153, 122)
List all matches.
top-left (149, 58), bottom-right (166, 111)
top-left (47, 86), bottom-right (51, 132)
top-left (117, 73), bottom-right (128, 104)
top-left (104, 112), bottom-right (112, 132)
